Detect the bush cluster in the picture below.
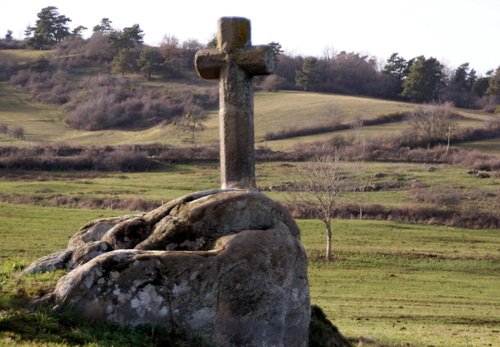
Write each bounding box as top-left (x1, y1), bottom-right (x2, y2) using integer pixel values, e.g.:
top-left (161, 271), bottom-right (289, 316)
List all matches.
top-left (64, 76), bottom-right (184, 130)
top-left (0, 145), bottom-right (152, 172)
top-left (285, 127), bottom-right (500, 172)
top-left (287, 202), bottom-right (500, 229)
top-left (9, 70), bottom-right (218, 131)
top-left (3, 140), bottom-right (495, 174)
top-left (9, 69), bottom-right (73, 104)
top-left (264, 111), bottom-right (407, 141)
top-left (0, 62), bottom-right (26, 81)
top-left (0, 122), bottom-right (24, 139)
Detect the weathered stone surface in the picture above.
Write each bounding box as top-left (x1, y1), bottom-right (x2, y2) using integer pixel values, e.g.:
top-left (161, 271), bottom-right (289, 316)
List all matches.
top-left (68, 241), bottom-right (113, 270)
top-left (24, 190), bottom-right (310, 346)
top-left (68, 214), bottom-right (143, 249)
top-left (20, 249), bottom-right (72, 275)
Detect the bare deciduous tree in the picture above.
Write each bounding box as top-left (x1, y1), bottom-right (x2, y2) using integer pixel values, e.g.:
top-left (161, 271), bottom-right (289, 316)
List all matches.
top-left (175, 99), bottom-right (209, 144)
top-left (406, 102), bottom-right (458, 148)
top-left (7, 125), bottom-right (24, 139)
top-left (288, 156), bottom-right (357, 261)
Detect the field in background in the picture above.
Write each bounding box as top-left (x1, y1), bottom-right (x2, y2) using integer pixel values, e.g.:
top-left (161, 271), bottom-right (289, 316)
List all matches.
top-left (1, 81), bottom-right (498, 154)
top-left (457, 137), bottom-right (500, 155)
top-left (0, 161), bottom-right (498, 216)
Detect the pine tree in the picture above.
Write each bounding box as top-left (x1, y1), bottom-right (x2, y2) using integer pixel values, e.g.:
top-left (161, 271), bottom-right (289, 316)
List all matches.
top-left (25, 7), bottom-right (71, 49)
top-left (401, 56), bottom-right (444, 102)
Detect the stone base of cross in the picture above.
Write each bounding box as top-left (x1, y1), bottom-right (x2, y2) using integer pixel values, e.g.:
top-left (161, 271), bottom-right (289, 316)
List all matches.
top-left (195, 17), bottom-right (276, 189)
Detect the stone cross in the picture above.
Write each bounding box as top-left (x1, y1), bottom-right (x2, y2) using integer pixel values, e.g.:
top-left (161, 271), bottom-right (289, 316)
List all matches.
top-left (195, 17), bottom-right (276, 189)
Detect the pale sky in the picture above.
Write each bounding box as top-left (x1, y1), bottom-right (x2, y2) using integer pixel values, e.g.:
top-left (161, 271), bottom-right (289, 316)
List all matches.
top-left (1, 0), bottom-right (499, 74)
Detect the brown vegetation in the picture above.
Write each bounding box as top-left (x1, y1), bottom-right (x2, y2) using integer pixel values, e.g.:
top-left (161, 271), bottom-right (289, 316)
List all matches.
top-left (1, 138), bottom-right (499, 174)
top-left (0, 192), bottom-right (160, 211)
top-left (286, 202), bottom-right (500, 229)
top-left (0, 123), bottom-right (25, 139)
top-left (264, 112), bottom-right (408, 141)
top-left (0, 145), bottom-right (152, 172)
top-left (9, 71), bottom-right (218, 131)
top-left (6, 125), bottom-right (24, 139)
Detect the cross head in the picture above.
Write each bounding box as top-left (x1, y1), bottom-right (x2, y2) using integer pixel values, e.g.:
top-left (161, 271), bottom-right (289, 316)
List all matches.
top-left (195, 17), bottom-right (276, 189)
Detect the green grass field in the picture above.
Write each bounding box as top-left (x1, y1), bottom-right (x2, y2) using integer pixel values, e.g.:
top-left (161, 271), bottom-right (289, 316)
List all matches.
top-left (301, 219), bottom-right (499, 346)
top-left (0, 204), bottom-right (498, 346)
top-left (0, 161), bottom-right (498, 215)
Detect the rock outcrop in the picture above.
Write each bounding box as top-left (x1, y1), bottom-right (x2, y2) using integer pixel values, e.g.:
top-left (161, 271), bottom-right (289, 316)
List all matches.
top-left (24, 190), bottom-right (310, 347)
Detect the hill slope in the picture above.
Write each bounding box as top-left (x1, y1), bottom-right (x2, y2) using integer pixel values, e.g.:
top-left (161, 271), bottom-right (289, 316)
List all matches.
top-left (0, 79), bottom-right (497, 151)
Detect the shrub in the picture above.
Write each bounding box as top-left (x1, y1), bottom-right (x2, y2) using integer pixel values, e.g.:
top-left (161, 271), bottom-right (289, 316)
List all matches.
top-left (409, 188), bottom-right (463, 212)
top-left (9, 69), bottom-right (32, 87)
top-left (102, 149), bottom-right (152, 172)
top-left (30, 55), bottom-right (51, 73)
top-left (259, 74), bottom-right (285, 92)
top-left (7, 125), bottom-right (24, 139)
top-left (477, 95), bottom-right (499, 113)
top-left (10, 69), bottom-right (72, 105)
top-left (0, 62), bottom-right (24, 81)
top-left (0, 145), bottom-right (155, 172)
top-left (403, 102), bottom-right (459, 148)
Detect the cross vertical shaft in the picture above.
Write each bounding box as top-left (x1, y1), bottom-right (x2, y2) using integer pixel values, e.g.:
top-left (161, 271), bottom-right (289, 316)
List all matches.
top-left (219, 53), bottom-right (255, 189)
top-left (195, 17), bottom-right (275, 189)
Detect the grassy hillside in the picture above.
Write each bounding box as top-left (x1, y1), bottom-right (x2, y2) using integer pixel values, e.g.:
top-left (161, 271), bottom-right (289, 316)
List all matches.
top-left (0, 82), bottom-right (69, 142)
top-left (1, 80), bottom-right (497, 153)
top-left (457, 137), bottom-right (500, 155)
top-left (0, 49), bottom-right (45, 65)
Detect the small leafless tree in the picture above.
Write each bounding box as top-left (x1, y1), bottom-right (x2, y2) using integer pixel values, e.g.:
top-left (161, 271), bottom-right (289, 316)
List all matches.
top-left (406, 101), bottom-right (458, 148)
top-left (175, 100), bottom-right (208, 144)
top-left (289, 156), bottom-right (357, 261)
top-left (7, 125), bottom-right (24, 139)
top-left (324, 104), bottom-right (346, 127)
top-left (351, 113), bottom-right (364, 144)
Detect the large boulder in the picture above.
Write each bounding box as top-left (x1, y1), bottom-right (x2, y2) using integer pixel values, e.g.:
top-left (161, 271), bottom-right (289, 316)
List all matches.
top-left (25, 190), bottom-right (310, 347)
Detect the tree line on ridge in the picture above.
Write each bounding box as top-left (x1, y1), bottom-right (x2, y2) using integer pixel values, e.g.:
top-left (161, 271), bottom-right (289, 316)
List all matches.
top-left (0, 6), bottom-right (499, 133)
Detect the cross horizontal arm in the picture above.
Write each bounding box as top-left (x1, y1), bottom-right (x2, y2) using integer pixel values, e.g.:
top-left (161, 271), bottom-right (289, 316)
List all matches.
top-left (195, 45), bottom-right (275, 80)
top-left (234, 46), bottom-right (275, 76)
top-left (194, 50), bottom-right (226, 79)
